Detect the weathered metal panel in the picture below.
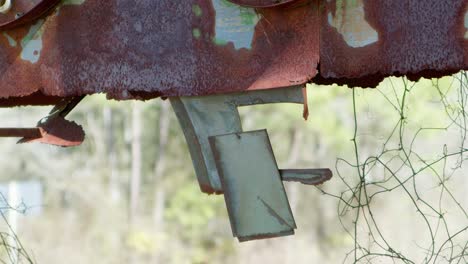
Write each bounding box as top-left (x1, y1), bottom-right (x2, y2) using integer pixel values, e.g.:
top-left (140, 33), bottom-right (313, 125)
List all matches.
top-left (0, 0), bottom-right (320, 106)
top-left (2, 0), bottom-right (468, 105)
top-left (318, 0), bottom-right (468, 87)
top-left (209, 129), bottom-right (296, 241)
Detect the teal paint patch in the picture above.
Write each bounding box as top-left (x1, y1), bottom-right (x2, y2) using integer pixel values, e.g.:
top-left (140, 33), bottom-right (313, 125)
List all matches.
top-left (20, 20), bottom-right (45, 63)
top-left (192, 4), bottom-right (203, 17)
top-left (62, 0), bottom-right (86, 4)
top-left (192, 28), bottom-right (202, 39)
top-left (2, 33), bottom-right (16, 47)
top-left (464, 11), bottom-right (468, 39)
top-left (213, 38), bottom-right (228, 46)
top-left (212, 0), bottom-right (259, 49)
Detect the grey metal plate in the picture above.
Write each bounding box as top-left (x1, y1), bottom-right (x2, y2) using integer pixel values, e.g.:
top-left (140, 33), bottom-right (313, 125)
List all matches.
top-left (209, 129), bottom-right (296, 241)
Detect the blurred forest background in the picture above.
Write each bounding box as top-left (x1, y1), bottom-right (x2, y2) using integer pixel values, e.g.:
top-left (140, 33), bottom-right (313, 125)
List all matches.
top-left (0, 74), bottom-right (466, 264)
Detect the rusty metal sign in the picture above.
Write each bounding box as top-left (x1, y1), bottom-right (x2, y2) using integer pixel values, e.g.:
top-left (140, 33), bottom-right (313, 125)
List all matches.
top-left (0, 0), bottom-right (320, 106)
top-left (0, 0), bottom-right (466, 105)
top-left (317, 0), bottom-right (468, 87)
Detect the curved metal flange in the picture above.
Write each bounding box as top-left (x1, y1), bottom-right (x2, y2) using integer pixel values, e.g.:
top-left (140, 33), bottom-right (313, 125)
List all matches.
top-left (0, 0), bottom-right (61, 30)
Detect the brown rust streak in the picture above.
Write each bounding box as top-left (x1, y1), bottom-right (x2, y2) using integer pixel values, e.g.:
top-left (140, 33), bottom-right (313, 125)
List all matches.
top-left (2, 0), bottom-right (468, 105)
top-left (0, 128), bottom-right (42, 138)
top-left (192, 0), bottom-right (319, 95)
top-left (0, 0), bottom-right (320, 106)
top-left (0, 0), bottom-right (40, 25)
top-left (316, 0), bottom-right (468, 87)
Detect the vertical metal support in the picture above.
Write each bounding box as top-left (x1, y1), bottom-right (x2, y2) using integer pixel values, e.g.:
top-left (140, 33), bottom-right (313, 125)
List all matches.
top-left (170, 86), bottom-right (332, 241)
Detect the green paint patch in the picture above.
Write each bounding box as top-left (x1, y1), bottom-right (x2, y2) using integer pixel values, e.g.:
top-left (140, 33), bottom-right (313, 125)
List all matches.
top-left (213, 0), bottom-right (258, 49)
top-left (63, 0), bottom-right (86, 4)
top-left (20, 20), bottom-right (45, 63)
top-left (192, 4), bottom-right (203, 17)
top-left (192, 28), bottom-right (202, 39)
top-left (213, 38), bottom-right (228, 46)
top-left (239, 10), bottom-right (256, 25)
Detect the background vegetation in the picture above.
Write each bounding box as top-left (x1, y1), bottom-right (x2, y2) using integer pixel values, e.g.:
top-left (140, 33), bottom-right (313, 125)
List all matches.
top-left (0, 74), bottom-right (466, 263)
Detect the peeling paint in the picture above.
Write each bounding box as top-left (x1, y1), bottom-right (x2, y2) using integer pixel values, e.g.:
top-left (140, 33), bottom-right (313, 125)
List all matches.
top-left (1, 0), bottom-right (465, 102)
top-left (327, 0), bottom-right (378, 47)
top-left (20, 20), bottom-right (45, 63)
top-left (63, 0), bottom-right (86, 5)
top-left (464, 10), bottom-right (468, 39)
top-left (213, 0), bottom-right (259, 49)
top-left (192, 4), bottom-right (203, 17)
top-left (192, 28), bottom-right (201, 39)
top-left (2, 32), bottom-right (16, 47)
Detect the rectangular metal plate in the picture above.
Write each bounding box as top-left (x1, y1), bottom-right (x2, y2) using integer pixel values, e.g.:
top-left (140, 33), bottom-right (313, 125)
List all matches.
top-left (209, 129), bottom-right (296, 241)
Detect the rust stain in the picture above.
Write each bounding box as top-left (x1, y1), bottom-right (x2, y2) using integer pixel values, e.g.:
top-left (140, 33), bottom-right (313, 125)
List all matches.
top-left (0, 116), bottom-right (85, 147)
top-left (0, 0), bottom-right (320, 106)
top-left (317, 0), bottom-right (468, 87)
top-left (0, 127), bottom-right (42, 138)
top-left (0, 0), bottom-right (468, 106)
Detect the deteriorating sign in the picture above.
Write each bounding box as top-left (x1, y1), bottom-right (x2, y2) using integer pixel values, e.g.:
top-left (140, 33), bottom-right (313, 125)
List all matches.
top-left (1, 0), bottom-right (468, 105)
top-left (0, 0), bottom-right (320, 106)
top-left (317, 0), bottom-right (468, 87)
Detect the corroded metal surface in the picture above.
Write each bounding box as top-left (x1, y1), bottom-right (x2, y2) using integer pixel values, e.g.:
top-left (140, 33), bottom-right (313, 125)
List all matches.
top-left (0, 117), bottom-right (85, 147)
top-left (0, 95), bottom-right (85, 146)
top-left (0, 0), bottom-right (320, 106)
top-left (0, 128), bottom-right (42, 138)
top-left (317, 0), bottom-right (468, 87)
top-left (17, 116), bottom-right (85, 147)
top-left (1, 0), bottom-right (467, 105)
top-left (0, 0), bottom-right (61, 30)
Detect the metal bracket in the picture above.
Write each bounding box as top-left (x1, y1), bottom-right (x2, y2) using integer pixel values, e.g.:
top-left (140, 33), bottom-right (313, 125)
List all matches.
top-left (170, 86), bottom-right (307, 193)
top-left (0, 96), bottom-right (86, 147)
top-left (171, 87), bottom-right (332, 241)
